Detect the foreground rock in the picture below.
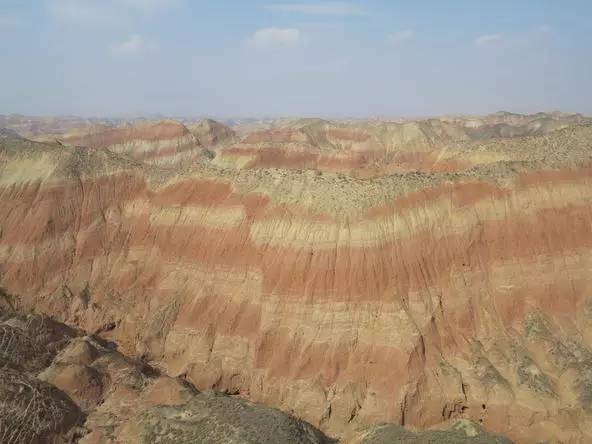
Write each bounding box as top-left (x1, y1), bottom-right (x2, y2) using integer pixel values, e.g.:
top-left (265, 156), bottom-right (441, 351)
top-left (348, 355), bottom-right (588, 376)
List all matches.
top-left (119, 390), bottom-right (334, 443)
top-left (0, 302), bottom-right (83, 443)
top-left (356, 420), bottom-right (511, 444)
top-left (0, 368), bottom-right (81, 443)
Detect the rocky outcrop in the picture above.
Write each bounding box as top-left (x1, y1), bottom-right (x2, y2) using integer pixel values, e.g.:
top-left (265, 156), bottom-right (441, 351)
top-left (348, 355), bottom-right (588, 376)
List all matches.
top-left (0, 303), bottom-right (83, 443)
top-left (0, 128), bottom-right (22, 139)
top-left (119, 390), bottom-right (334, 443)
top-left (0, 117), bottom-right (591, 443)
top-left (188, 118), bottom-right (237, 148)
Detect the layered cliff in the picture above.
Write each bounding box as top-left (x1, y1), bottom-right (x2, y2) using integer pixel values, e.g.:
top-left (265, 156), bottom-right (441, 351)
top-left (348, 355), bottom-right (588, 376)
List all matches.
top-left (1, 117), bottom-right (591, 443)
top-left (59, 120), bottom-right (209, 167)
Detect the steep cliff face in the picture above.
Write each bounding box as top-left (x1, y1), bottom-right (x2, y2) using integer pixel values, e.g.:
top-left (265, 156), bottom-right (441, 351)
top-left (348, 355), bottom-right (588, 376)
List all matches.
top-left (0, 300), bottom-right (504, 443)
top-left (1, 120), bottom-right (592, 443)
top-left (0, 301), bottom-right (334, 444)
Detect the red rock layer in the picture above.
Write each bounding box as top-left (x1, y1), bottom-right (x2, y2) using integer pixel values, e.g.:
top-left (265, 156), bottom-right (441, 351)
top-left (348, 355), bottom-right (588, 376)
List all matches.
top-left (215, 123), bottom-right (483, 176)
top-left (217, 145), bottom-right (477, 176)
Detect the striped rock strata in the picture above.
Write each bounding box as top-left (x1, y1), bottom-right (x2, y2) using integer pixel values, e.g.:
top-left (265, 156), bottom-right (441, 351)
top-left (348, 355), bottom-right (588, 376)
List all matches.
top-left (61, 120), bottom-right (210, 167)
top-left (1, 121), bottom-right (592, 443)
top-left (214, 113), bottom-right (592, 178)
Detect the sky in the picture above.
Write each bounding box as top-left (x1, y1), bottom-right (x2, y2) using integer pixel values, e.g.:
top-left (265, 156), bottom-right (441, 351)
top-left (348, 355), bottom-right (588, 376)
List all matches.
top-left (0, 0), bottom-right (591, 118)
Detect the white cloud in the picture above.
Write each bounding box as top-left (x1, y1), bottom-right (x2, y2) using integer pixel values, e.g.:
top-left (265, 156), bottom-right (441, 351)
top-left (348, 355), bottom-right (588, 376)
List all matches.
top-left (111, 35), bottom-right (156, 55)
top-left (246, 27), bottom-right (301, 49)
top-left (389, 29), bottom-right (414, 46)
top-left (474, 33), bottom-right (503, 46)
top-left (265, 2), bottom-right (364, 16)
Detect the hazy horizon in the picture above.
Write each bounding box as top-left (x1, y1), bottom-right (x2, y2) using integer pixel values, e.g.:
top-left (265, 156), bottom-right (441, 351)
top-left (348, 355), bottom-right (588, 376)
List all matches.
top-left (1, 110), bottom-right (590, 123)
top-left (1, 1), bottom-right (591, 117)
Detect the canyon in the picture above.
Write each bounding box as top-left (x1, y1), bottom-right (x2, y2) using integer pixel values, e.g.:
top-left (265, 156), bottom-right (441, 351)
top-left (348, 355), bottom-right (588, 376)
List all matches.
top-left (1, 111), bottom-right (592, 443)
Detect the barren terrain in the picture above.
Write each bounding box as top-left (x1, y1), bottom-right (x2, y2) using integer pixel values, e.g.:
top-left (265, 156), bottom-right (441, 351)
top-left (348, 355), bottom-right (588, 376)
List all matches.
top-left (1, 111), bottom-right (591, 443)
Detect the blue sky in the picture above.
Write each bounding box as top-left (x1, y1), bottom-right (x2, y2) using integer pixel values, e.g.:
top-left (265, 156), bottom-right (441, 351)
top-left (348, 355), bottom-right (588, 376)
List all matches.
top-left (0, 1), bottom-right (591, 117)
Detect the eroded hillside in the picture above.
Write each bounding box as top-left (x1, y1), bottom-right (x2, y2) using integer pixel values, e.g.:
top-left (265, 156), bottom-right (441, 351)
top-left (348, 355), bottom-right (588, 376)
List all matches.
top-left (0, 113), bottom-right (591, 443)
top-left (0, 293), bottom-right (340, 443)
